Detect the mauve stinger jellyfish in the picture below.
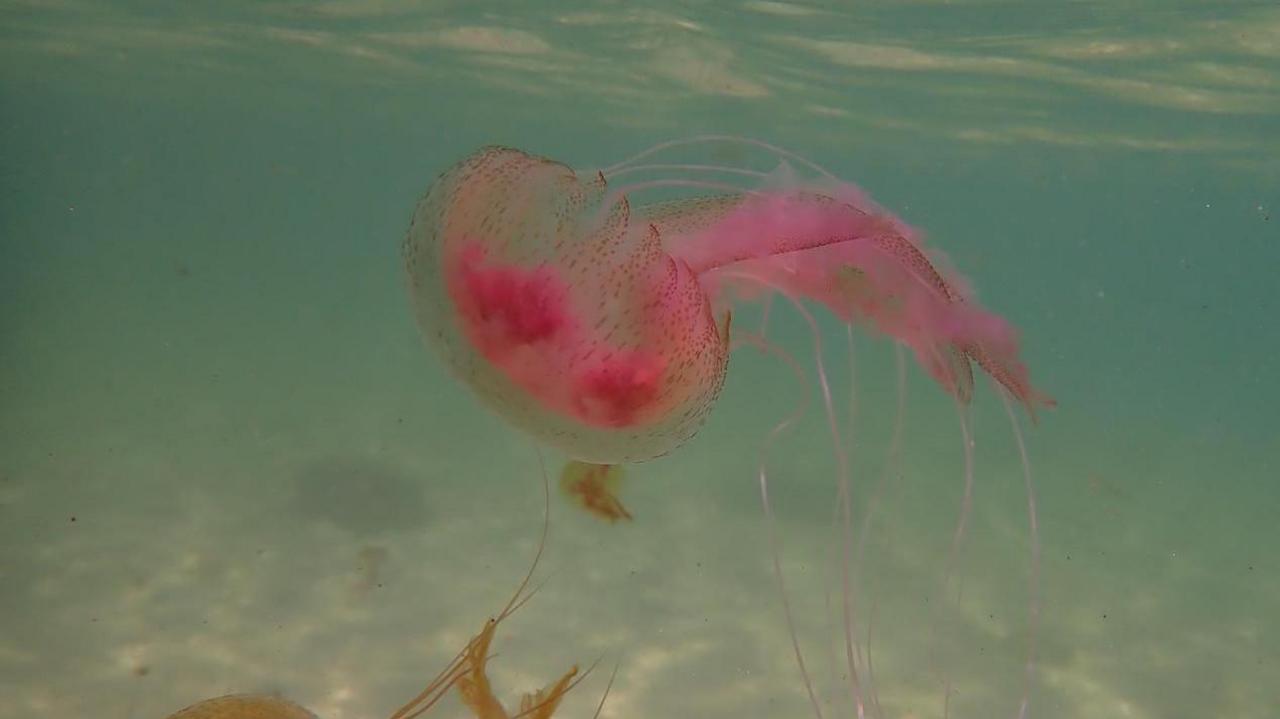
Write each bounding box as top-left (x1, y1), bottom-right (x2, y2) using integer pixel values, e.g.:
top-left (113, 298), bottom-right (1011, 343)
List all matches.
top-left (403, 137), bottom-right (1054, 718)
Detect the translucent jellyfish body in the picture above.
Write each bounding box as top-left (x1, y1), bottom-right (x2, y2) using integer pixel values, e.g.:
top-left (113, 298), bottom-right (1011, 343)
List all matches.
top-left (404, 142), bottom-right (1050, 464)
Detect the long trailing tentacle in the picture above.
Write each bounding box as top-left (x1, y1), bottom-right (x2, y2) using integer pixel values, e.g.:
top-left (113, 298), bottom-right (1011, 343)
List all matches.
top-left (732, 328), bottom-right (824, 719)
top-left (848, 340), bottom-right (908, 719)
top-left (590, 661), bottom-right (622, 719)
top-left (605, 162), bottom-right (768, 182)
top-left (923, 383), bottom-right (977, 717)
top-left (1000, 389), bottom-right (1041, 719)
top-left (726, 268), bottom-right (873, 716)
top-left (602, 134), bottom-right (841, 181)
top-left (786, 295), bottom-right (870, 718)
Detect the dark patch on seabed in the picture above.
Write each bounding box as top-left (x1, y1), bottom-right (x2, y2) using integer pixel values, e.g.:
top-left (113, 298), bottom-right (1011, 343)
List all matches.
top-left (292, 455), bottom-right (427, 536)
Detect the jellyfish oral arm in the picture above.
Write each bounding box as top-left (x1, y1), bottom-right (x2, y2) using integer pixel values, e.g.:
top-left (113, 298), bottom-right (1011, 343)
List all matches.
top-left (670, 193), bottom-right (895, 277)
top-left (658, 187), bottom-right (1053, 417)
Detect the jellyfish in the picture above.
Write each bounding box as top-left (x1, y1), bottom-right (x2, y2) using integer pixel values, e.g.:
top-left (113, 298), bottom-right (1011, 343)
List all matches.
top-left (404, 140), bottom-right (1050, 464)
top-left (403, 137), bottom-right (1053, 717)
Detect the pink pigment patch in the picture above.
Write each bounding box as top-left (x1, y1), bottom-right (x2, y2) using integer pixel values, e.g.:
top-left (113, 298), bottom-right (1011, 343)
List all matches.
top-left (573, 351), bottom-right (667, 428)
top-left (452, 243), bottom-right (571, 357)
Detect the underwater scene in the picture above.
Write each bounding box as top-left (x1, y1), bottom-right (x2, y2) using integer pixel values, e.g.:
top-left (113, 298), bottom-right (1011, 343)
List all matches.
top-left (1, 2), bottom-right (1277, 718)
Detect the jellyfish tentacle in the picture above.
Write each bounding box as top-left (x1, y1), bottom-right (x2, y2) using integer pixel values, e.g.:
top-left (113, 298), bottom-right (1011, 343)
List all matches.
top-left (605, 162), bottom-right (768, 182)
top-left (851, 340), bottom-right (906, 719)
top-left (602, 134), bottom-right (840, 181)
top-left (733, 327), bottom-right (824, 719)
top-left (589, 662), bottom-right (621, 719)
top-left (730, 269), bottom-right (870, 711)
top-left (788, 295), bottom-right (869, 718)
top-left (1001, 390), bottom-right (1042, 719)
top-left (924, 392), bottom-right (977, 709)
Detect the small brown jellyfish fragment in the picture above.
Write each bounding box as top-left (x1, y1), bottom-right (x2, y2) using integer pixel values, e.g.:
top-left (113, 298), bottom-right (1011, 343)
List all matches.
top-left (387, 607), bottom-right (590, 719)
top-left (559, 461), bottom-right (632, 523)
top-left (457, 617), bottom-right (579, 719)
top-left (163, 694), bottom-right (317, 719)
top-left (388, 466), bottom-right (612, 719)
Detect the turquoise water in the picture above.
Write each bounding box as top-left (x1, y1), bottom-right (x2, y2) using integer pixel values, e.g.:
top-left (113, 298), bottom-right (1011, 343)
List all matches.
top-left (1, 2), bottom-right (1277, 718)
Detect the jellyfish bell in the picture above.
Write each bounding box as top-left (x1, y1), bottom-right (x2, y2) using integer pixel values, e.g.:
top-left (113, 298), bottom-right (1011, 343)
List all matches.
top-left (404, 146), bottom-right (732, 464)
